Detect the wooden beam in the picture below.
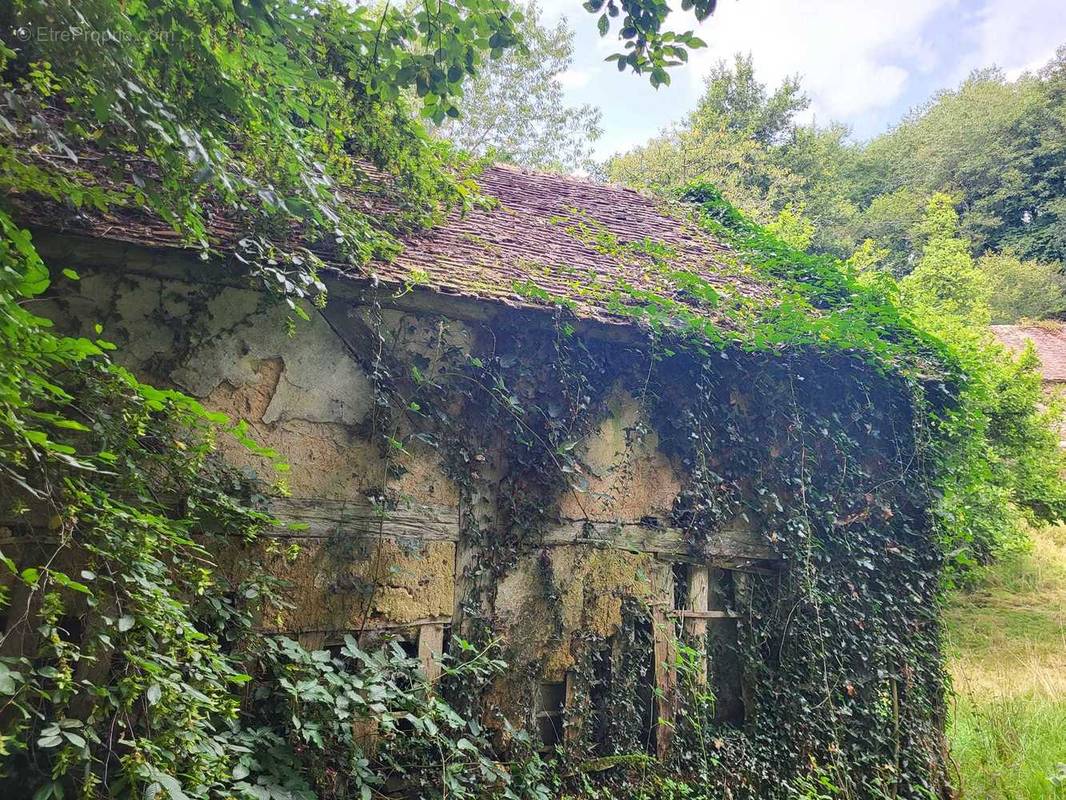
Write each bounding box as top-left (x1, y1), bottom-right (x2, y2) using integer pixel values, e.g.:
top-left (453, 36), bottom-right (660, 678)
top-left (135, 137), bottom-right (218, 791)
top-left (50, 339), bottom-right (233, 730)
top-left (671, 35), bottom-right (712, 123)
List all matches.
top-left (674, 609), bottom-right (737, 620)
top-left (255, 497), bottom-right (777, 562)
top-left (258, 615), bottom-right (452, 636)
top-left (4, 500), bottom-right (779, 563)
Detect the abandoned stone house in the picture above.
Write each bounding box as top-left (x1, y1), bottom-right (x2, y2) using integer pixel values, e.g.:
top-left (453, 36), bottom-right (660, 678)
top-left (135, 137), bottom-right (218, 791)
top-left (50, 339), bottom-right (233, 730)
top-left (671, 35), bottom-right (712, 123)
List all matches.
top-left (10, 165), bottom-right (949, 791)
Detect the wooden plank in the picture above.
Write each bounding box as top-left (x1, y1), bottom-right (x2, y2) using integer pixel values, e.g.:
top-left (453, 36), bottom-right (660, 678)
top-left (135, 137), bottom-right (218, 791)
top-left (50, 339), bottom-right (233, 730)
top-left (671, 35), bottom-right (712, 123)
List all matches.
top-left (418, 622), bottom-right (446, 684)
top-left (259, 615), bottom-right (452, 636)
top-left (733, 572), bottom-right (755, 719)
top-left (563, 671), bottom-right (580, 744)
top-left (651, 564), bottom-right (677, 760)
top-left (297, 631), bottom-right (326, 650)
top-left (4, 499), bottom-right (778, 562)
top-left (255, 497), bottom-right (777, 562)
top-left (674, 609), bottom-right (737, 620)
top-left (265, 498), bottom-right (461, 542)
top-left (683, 565), bottom-right (709, 686)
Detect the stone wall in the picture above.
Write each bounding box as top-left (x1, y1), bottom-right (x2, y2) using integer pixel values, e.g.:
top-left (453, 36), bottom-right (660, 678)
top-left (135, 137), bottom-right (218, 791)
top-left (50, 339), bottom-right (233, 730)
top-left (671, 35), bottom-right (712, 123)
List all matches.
top-left (28, 250), bottom-right (776, 749)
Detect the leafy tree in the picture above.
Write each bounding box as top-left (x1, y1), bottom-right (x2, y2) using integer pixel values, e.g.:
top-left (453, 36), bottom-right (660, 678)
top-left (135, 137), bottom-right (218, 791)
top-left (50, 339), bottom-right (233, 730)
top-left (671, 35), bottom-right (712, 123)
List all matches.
top-left (859, 51), bottom-right (1066, 263)
top-left (978, 251), bottom-right (1066, 323)
top-left (607, 55), bottom-right (859, 254)
top-left (607, 55), bottom-right (808, 215)
top-left (848, 187), bottom-right (927, 275)
top-left (766, 204), bottom-right (815, 250)
top-left (901, 194), bottom-right (991, 324)
top-left (436, 2), bottom-right (603, 172)
top-left (898, 194), bottom-right (1066, 566)
top-left (610, 48), bottom-right (1066, 276)
top-left (689, 53), bottom-right (808, 146)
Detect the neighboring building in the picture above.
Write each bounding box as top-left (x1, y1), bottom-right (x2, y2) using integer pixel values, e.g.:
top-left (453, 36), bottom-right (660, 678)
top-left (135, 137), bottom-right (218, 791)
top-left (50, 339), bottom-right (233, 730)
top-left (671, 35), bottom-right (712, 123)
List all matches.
top-left (5, 166), bottom-right (951, 796)
top-left (991, 323), bottom-right (1066, 388)
top-left (992, 323), bottom-right (1066, 442)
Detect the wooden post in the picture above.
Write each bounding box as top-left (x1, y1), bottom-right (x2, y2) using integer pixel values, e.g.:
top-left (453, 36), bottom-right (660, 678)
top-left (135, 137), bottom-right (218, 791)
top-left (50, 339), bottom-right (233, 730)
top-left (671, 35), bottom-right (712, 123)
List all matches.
top-left (733, 572), bottom-right (754, 719)
top-left (684, 564), bottom-right (709, 685)
top-left (563, 671), bottom-right (581, 744)
top-left (651, 562), bottom-right (677, 760)
top-left (297, 631), bottom-right (325, 651)
top-left (418, 622), bottom-right (446, 684)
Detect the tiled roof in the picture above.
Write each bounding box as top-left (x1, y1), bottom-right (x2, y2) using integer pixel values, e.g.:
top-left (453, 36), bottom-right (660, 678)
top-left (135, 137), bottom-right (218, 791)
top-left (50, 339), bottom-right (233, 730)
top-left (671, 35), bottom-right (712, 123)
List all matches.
top-left (991, 323), bottom-right (1066, 382)
top-left (20, 164), bottom-right (769, 326)
top-left (382, 165), bottom-right (767, 321)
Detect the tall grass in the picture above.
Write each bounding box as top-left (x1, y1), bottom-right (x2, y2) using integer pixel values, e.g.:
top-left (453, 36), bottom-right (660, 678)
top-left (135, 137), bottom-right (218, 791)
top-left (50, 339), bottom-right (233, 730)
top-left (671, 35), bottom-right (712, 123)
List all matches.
top-left (945, 525), bottom-right (1066, 799)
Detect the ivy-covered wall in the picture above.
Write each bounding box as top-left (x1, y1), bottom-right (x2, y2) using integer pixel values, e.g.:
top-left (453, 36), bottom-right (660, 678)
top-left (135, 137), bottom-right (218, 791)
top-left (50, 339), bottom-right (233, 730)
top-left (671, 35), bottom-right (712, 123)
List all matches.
top-left (13, 236), bottom-right (952, 799)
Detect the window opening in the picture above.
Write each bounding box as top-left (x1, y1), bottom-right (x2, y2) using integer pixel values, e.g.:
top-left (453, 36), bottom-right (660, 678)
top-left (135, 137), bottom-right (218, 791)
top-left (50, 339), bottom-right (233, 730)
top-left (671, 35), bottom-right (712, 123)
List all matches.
top-left (536, 681), bottom-right (566, 747)
top-left (707, 568), bottom-right (744, 725)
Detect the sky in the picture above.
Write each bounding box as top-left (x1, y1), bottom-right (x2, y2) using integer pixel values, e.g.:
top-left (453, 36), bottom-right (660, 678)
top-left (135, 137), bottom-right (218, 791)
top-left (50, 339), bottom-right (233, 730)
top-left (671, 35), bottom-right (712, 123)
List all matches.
top-left (535, 0), bottom-right (1066, 160)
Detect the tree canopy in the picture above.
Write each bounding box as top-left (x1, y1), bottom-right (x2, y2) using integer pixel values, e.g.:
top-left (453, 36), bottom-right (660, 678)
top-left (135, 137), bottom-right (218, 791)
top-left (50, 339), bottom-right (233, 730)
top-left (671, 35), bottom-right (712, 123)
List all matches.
top-left (435, 2), bottom-right (603, 173)
top-left (607, 49), bottom-right (1066, 321)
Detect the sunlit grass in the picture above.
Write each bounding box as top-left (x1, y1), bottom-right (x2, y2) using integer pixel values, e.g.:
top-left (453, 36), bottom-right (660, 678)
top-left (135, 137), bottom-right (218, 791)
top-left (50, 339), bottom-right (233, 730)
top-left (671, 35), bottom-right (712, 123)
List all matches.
top-left (945, 525), bottom-right (1066, 799)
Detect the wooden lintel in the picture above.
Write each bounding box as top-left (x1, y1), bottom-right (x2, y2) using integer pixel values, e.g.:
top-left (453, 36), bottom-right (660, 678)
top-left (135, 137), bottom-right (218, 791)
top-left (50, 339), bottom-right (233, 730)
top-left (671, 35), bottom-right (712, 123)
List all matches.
top-left (257, 497), bottom-right (777, 562)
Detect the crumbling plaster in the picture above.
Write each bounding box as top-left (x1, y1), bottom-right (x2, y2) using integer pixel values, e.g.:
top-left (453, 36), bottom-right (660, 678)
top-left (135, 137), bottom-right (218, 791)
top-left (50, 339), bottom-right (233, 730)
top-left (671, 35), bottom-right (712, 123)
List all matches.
top-left (561, 385), bottom-right (682, 522)
top-left (44, 268), bottom-right (705, 640)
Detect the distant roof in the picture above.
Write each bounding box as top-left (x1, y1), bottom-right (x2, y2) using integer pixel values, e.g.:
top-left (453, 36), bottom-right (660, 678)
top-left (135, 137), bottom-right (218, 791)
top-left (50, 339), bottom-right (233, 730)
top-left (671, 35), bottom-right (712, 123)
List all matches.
top-left (991, 323), bottom-right (1066, 382)
top-left (20, 164), bottom-right (771, 327)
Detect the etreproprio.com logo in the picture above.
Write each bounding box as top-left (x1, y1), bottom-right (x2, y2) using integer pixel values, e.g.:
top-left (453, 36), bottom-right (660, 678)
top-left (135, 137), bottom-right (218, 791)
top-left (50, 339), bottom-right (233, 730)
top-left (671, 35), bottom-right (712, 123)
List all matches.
top-left (10, 25), bottom-right (174, 45)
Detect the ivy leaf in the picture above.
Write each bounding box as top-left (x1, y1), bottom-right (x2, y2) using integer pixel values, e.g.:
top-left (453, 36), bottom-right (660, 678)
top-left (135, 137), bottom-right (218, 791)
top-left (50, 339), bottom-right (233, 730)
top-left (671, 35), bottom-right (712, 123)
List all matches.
top-left (0, 663), bottom-right (20, 695)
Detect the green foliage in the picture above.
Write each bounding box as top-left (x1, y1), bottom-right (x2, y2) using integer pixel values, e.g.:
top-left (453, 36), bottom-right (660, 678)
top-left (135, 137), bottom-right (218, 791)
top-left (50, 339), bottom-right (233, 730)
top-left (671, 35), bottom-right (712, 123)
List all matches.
top-left (436, 1), bottom-right (603, 173)
top-left (1, 0), bottom-right (524, 313)
top-left (859, 53), bottom-right (1066, 265)
top-left (897, 195), bottom-right (1066, 567)
top-left (0, 207), bottom-right (531, 798)
top-left (0, 4), bottom-right (1060, 798)
top-left (766, 204), bottom-right (815, 251)
top-left (608, 49), bottom-right (1066, 313)
top-left (607, 56), bottom-right (1066, 568)
top-left (978, 251), bottom-right (1066, 323)
top-left (0, 1), bottom-right (547, 797)
top-left (587, 0), bottom-right (711, 86)
top-left (606, 55), bottom-right (859, 256)
top-left (901, 194), bottom-right (992, 324)
top-left (849, 188), bottom-right (927, 275)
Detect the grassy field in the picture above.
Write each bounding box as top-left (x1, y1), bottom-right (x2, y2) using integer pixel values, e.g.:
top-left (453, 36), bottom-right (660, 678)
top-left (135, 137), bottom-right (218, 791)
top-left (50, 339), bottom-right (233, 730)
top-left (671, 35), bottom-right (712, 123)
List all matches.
top-left (944, 524), bottom-right (1066, 799)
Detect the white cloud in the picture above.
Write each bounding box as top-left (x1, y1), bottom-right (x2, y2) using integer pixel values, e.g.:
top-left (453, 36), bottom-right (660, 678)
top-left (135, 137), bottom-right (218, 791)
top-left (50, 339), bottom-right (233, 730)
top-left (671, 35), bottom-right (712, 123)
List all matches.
top-left (543, 0), bottom-right (1066, 159)
top-left (961, 0), bottom-right (1066, 80)
top-left (558, 68), bottom-right (593, 89)
top-left (683, 0), bottom-right (954, 120)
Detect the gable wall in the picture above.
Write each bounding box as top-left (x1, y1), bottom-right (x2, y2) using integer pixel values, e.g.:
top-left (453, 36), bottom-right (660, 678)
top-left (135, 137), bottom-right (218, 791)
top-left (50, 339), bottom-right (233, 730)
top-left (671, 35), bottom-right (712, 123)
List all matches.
top-left (13, 244), bottom-right (776, 749)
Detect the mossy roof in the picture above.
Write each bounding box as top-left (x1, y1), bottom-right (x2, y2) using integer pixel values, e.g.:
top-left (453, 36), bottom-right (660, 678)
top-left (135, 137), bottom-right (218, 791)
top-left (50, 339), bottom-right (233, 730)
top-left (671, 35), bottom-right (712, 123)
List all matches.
top-left (20, 164), bottom-right (772, 326)
top-left (381, 165), bottom-right (769, 321)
